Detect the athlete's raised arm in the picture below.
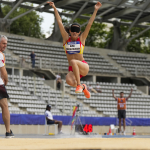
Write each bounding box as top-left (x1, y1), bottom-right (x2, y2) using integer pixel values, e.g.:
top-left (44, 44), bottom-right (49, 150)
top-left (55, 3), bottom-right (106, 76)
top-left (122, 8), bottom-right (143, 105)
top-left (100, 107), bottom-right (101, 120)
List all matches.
top-left (126, 88), bottom-right (133, 100)
top-left (112, 89), bottom-right (117, 100)
top-left (47, 2), bottom-right (69, 43)
top-left (80, 2), bottom-right (102, 43)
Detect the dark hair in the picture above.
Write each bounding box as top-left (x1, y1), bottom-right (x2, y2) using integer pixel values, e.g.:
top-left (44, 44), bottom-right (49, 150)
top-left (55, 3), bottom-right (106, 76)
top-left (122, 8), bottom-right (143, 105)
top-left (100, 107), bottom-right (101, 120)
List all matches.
top-left (46, 104), bottom-right (51, 110)
top-left (71, 23), bottom-right (81, 28)
top-left (120, 92), bottom-right (124, 94)
top-left (65, 26), bottom-right (71, 35)
top-left (65, 22), bottom-right (81, 35)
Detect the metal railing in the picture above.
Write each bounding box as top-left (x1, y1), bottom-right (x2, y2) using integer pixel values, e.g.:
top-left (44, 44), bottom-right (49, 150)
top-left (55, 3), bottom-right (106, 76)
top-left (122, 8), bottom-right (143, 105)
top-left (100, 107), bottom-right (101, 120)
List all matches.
top-left (5, 56), bottom-right (66, 73)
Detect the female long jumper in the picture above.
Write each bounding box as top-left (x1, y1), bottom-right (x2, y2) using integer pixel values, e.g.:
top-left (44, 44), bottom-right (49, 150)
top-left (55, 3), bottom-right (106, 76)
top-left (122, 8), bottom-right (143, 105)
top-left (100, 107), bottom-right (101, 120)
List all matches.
top-left (48, 1), bottom-right (102, 98)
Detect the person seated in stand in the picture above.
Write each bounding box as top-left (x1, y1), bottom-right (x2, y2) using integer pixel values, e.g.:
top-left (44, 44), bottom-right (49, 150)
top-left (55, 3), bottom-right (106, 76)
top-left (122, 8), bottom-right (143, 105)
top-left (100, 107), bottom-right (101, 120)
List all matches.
top-left (96, 83), bottom-right (102, 93)
top-left (45, 105), bottom-right (63, 134)
top-left (87, 84), bottom-right (97, 93)
top-left (41, 76), bottom-right (45, 81)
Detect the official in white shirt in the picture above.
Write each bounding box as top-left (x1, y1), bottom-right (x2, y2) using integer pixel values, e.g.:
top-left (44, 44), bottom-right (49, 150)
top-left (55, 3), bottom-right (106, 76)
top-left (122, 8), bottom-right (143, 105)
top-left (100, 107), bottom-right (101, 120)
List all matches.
top-left (45, 105), bottom-right (63, 134)
top-left (0, 35), bottom-right (14, 138)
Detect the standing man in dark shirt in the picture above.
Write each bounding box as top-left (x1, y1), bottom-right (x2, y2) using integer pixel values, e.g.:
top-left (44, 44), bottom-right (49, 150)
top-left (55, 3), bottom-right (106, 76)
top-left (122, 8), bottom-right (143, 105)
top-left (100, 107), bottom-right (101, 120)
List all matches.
top-left (30, 51), bottom-right (36, 68)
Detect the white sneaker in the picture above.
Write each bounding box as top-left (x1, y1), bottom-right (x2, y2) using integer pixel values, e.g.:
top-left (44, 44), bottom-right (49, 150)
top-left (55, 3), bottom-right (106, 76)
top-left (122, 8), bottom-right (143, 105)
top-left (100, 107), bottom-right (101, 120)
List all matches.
top-left (123, 131), bottom-right (126, 135)
top-left (119, 131), bottom-right (122, 135)
top-left (58, 131), bottom-right (64, 135)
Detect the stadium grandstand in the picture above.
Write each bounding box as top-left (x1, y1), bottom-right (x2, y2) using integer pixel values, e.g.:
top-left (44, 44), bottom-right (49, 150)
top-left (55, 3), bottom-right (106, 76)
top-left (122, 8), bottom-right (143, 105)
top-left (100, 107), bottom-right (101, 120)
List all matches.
top-left (2, 32), bottom-right (150, 118)
top-left (1, 0), bottom-right (150, 149)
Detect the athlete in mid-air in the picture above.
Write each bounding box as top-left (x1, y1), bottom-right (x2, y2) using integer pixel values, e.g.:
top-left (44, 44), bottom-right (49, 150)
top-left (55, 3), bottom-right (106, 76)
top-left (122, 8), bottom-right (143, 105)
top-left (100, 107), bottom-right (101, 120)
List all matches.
top-left (48, 1), bottom-right (102, 98)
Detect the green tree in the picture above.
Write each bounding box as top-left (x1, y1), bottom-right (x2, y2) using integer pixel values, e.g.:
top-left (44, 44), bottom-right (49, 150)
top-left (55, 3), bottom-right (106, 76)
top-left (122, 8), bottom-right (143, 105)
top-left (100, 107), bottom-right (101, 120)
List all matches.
top-left (61, 11), bottom-right (150, 53)
top-left (2, 4), bottom-right (45, 38)
top-left (125, 25), bottom-right (150, 53)
top-left (76, 18), bottom-right (108, 48)
top-left (106, 21), bottom-right (150, 53)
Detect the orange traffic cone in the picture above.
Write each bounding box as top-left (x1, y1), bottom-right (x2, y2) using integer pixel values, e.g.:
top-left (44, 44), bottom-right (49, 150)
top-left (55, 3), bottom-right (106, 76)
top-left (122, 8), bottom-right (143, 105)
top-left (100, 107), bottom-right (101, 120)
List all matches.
top-left (132, 127), bottom-right (136, 135)
top-left (109, 127), bottom-right (112, 135)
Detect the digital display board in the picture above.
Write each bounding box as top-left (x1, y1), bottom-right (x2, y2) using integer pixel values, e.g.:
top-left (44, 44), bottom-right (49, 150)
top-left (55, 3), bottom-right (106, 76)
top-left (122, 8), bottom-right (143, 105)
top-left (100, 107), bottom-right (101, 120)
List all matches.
top-left (75, 124), bottom-right (93, 133)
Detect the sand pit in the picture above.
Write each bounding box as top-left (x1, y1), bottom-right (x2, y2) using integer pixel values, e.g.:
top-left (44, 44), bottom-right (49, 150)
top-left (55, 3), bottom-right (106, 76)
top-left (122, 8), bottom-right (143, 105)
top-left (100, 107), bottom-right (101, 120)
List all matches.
top-left (0, 138), bottom-right (150, 150)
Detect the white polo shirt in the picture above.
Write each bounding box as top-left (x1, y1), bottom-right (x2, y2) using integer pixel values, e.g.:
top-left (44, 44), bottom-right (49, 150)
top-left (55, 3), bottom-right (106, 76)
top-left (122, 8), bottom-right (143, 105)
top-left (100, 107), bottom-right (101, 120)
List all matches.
top-left (96, 85), bottom-right (101, 90)
top-left (96, 85), bottom-right (100, 89)
top-left (88, 86), bottom-right (93, 91)
top-left (56, 74), bottom-right (61, 80)
top-left (0, 52), bottom-right (5, 85)
top-left (45, 110), bottom-right (53, 120)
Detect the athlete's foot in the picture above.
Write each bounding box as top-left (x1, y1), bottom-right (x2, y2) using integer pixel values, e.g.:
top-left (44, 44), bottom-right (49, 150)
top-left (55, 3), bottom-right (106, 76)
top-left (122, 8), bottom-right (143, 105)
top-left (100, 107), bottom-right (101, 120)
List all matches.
top-left (123, 131), bottom-right (126, 135)
top-left (82, 84), bottom-right (91, 99)
top-left (119, 131), bottom-right (122, 135)
top-left (75, 85), bottom-right (83, 93)
top-left (5, 130), bottom-right (14, 138)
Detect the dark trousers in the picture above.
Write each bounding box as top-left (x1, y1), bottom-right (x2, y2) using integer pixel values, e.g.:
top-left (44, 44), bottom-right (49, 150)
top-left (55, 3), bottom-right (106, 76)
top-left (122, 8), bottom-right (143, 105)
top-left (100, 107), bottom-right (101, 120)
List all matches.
top-left (31, 59), bottom-right (35, 68)
top-left (57, 82), bottom-right (61, 90)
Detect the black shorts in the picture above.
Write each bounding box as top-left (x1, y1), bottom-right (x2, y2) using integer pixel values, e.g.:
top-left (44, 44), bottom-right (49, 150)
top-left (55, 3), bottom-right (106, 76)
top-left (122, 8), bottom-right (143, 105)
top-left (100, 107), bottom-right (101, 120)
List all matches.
top-left (118, 110), bottom-right (126, 119)
top-left (0, 84), bottom-right (9, 100)
top-left (47, 120), bottom-right (55, 125)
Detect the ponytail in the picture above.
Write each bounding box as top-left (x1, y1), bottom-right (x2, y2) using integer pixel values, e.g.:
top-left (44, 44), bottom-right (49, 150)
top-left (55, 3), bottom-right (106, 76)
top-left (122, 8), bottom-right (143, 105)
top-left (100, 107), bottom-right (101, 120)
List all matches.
top-left (65, 26), bottom-right (71, 35)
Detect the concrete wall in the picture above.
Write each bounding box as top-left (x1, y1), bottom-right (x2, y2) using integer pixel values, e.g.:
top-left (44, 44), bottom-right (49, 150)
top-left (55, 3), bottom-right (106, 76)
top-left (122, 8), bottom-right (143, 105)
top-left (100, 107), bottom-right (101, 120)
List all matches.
top-left (96, 76), bottom-right (117, 83)
top-left (44, 80), bottom-right (56, 90)
top-left (81, 75), bottom-right (93, 82)
top-left (137, 86), bottom-right (149, 95)
top-left (44, 80), bottom-right (65, 92)
top-left (1, 125), bottom-right (150, 135)
top-left (23, 69), bottom-right (38, 77)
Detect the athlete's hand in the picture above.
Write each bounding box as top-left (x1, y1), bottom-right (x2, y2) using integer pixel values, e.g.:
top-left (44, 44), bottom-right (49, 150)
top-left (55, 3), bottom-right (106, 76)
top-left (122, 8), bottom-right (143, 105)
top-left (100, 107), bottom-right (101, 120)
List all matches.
top-left (131, 88), bottom-right (133, 92)
top-left (3, 79), bottom-right (8, 86)
top-left (95, 2), bottom-right (102, 11)
top-left (5, 81), bottom-right (8, 86)
top-left (112, 89), bottom-right (114, 92)
top-left (47, 1), bottom-right (56, 9)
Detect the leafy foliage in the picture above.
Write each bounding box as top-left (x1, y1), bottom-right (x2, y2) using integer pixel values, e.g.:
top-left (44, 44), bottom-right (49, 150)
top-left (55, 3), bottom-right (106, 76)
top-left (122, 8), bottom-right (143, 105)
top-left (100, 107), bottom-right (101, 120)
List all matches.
top-left (2, 4), bottom-right (45, 38)
top-left (61, 11), bottom-right (150, 53)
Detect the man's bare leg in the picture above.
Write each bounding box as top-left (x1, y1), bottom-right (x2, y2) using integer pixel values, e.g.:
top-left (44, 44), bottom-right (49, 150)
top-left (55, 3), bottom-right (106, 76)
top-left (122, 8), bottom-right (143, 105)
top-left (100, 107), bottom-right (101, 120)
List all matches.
top-left (119, 119), bottom-right (121, 133)
top-left (123, 119), bottom-right (126, 131)
top-left (0, 98), bottom-right (10, 132)
top-left (55, 120), bottom-right (62, 133)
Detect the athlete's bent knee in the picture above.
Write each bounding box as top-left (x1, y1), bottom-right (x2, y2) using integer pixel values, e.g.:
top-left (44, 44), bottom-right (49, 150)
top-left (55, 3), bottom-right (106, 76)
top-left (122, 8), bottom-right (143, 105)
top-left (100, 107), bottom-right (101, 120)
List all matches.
top-left (66, 78), bottom-right (74, 86)
top-left (70, 59), bottom-right (76, 67)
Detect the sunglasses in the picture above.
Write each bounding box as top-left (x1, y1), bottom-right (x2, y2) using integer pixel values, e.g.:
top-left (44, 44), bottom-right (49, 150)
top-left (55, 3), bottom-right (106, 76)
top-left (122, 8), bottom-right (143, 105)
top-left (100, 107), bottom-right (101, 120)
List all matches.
top-left (71, 26), bottom-right (80, 33)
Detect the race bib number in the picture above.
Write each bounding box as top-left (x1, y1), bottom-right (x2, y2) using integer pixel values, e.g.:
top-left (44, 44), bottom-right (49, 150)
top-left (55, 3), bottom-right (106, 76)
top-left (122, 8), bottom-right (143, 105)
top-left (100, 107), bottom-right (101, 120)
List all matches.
top-left (119, 104), bottom-right (124, 108)
top-left (66, 41), bottom-right (80, 53)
